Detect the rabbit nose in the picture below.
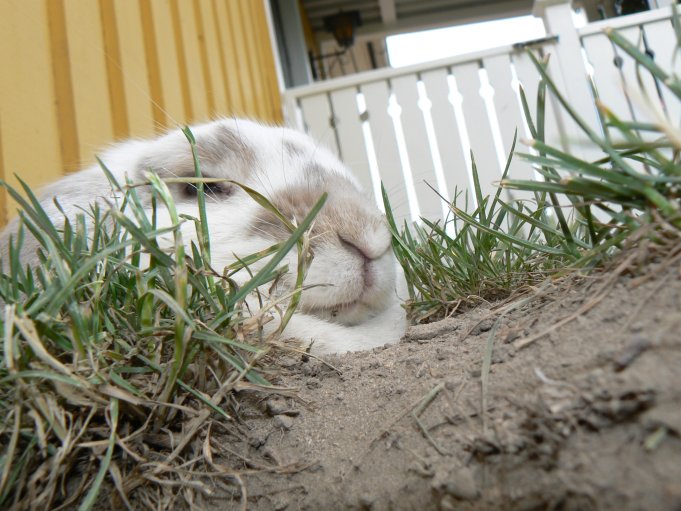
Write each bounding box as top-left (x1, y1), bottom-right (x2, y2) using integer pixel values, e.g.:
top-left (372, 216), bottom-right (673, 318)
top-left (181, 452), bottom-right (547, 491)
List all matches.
top-left (339, 234), bottom-right (390, 262)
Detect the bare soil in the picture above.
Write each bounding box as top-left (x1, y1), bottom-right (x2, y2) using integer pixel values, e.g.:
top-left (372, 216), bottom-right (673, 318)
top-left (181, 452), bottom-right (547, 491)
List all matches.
top-left (201, 255), bottom-right (681, 511)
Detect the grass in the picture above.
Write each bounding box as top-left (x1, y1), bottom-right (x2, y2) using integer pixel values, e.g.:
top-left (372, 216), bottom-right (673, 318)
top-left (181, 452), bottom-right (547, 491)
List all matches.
top-left (385, 9), bottom-right (681, 323)
top-left (0, 128), bottom-right (325, 509)
top-left (384, 135), bottom-right (580, 323)
top-left (1, 9), bottom-right (680, 510)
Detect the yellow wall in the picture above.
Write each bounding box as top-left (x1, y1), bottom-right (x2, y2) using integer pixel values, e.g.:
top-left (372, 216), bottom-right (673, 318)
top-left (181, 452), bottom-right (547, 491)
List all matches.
top-left (0, 0), bottom-right (282, 225)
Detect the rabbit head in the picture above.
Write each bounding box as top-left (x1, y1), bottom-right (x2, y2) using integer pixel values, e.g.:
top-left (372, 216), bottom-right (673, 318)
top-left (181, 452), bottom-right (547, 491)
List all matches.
top-left (124, 119), bottom-right (397, 326)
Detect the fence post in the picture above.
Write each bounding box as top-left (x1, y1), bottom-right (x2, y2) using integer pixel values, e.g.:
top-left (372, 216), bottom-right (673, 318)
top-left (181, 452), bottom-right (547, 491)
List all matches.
top-left (533, 0), bottom-right (602, 158)
top-left (282, 92), bottom-right (302, 129)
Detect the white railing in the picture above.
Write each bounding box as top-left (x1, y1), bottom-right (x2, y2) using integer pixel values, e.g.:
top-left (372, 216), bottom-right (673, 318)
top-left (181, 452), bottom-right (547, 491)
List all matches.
top-left (283, 0), bottom-right (679, 225)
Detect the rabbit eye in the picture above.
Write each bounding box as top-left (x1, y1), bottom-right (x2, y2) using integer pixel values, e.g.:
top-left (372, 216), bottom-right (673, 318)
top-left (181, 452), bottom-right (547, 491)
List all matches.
top-left (182, 182), bottom-right (232, 198)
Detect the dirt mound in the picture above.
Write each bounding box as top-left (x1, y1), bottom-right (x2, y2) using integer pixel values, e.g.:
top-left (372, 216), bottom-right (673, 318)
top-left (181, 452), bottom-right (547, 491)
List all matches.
top-left (202, 261), bottom-right (681, 511)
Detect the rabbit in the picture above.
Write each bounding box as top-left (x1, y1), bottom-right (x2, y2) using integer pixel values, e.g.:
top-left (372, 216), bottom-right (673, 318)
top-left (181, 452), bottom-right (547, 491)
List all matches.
top-left (0, 118), bottom-right (407, 354)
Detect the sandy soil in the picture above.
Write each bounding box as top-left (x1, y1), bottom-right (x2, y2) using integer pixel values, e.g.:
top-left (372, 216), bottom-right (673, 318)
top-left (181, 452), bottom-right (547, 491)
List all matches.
top-left (201, 255), bottom-right (681, 511)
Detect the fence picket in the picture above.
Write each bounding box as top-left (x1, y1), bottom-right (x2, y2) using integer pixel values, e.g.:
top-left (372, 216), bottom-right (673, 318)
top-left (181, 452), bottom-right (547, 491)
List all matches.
top-left (361, 81), bottom-right (411, 224)
top-left (483, 53), bottom-right (536, 203)
top-left (420, 68), bottom-right (468, 205)
top-left (391, 75), bottom-right (442, 220)
top-left (284, 4), bottom-right (676, 225)
top-left (299, 94), bottom-right (340, 157)
top-left (452, 62), bottom-right (502, 200)
top-left (329, 87), bottom-right (375, 197)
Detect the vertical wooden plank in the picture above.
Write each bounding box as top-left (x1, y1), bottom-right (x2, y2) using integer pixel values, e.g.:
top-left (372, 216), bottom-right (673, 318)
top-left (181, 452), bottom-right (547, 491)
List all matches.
top-left (361, 81), bottom-right (411, 224)
top-left (215, 0), bottom-right (245, 115)
top-left (175, 0), bottom-right (209, 121)
top-left (227, 0), bottom-right (257, 117)
top-left (299, 94), bottom-right (339, 156)
top-left (452, 62), bottom-right (502, 199)
top-left (329, 88), bottom-right (374, 194)
top-left (99, 0), bottom-right (129, 138)
top-left (539, 1), bottom-right (602, 156)
top-left (420, 69), bottom-right (469, 204)
top-left (64, 0), bottom-right (114, 158)
top-left (46, 0), bottom-right (80, 173)
top-left (151, 0), bottom-right (186, 126)
top-left (113, 0), bottom-right (155, 138)
top-left (197, 0), bottom-right (228, 115)
top-left (239, 1), bottom-right (268, 120)
top-left (209, 0), bottom-right (235, 114)
top-left (543, 39), bottom-right (603, 163)
top-left (139, 0), bottom-right (167, 131)
top-left (0, 0), bottom-right (63, 213)
top-left (192, 0), bottom-right (216, 116)
top-left (0, 118), bottom-right (6, 225)
top-left (252, 0), bottom-right (282, 123)
top-left (391, 75), bottom-right (442, 220)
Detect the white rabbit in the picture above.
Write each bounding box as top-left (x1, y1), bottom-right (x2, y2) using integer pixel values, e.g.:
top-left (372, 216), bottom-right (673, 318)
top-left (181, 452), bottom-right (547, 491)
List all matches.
top-left (0, 118), bottom-right (406, 354)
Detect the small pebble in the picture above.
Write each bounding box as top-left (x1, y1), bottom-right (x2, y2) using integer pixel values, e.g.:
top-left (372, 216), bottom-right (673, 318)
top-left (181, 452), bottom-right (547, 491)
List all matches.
top-left (273, 499), bottom-right (289, 511)
top-left (445, 380), bottom-right (461, 392)
top-left (278, 357), bottom-right (299, 368)
top-left (306, 378), bottom-right (321, 389)
top-left (248, 436), bottom-right (266, 449)
top-left (629, 322), bottom-right (645, 333)
top-left (613, 336), bottom-right (650, 372)
top-left (266, 398), bottom-right (299, 417)
top-left (359, 494), bottom-right (375, 509)
top-left (432, 466), bottom-right (479, 501)
top-left (266, 398), bottom-right (288, 416)
top-left (273, 414), bottom-right (294, 430)
top-left (503, 329), bottom-right (522, 344)
top-left (439, 495), bottom-right (457, 511)
top-left (471, 319), bottom-right (494, 336)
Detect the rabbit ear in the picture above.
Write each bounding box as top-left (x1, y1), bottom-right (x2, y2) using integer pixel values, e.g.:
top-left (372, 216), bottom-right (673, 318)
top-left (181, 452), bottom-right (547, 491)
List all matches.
top-left (196, 124), bottom-right (256, 169)
top-left (136, 123), bottom-right (256, 181)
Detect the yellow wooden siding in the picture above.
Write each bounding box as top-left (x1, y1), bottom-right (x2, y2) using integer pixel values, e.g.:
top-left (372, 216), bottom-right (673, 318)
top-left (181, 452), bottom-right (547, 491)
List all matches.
top-left (0, 0), bottom-right (282, 225)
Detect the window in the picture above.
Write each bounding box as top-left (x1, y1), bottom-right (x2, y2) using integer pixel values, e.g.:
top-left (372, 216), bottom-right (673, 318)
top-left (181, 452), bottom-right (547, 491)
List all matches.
top-left (386, 15), bottom-right (547, 68)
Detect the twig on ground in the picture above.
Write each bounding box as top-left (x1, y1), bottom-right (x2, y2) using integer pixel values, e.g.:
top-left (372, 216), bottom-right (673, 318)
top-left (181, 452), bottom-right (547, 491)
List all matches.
top-left (412, 382), bottom-right (447, 455)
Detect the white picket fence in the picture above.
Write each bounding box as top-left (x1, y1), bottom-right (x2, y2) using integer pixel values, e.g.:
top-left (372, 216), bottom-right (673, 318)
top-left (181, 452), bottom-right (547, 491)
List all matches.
top-left (283, 0), bottom-right (679, 225)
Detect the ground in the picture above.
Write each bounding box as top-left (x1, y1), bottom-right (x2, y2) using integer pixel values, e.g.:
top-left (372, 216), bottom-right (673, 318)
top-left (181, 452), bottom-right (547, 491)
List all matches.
top-left (184, 254), bottom-right (681, 510)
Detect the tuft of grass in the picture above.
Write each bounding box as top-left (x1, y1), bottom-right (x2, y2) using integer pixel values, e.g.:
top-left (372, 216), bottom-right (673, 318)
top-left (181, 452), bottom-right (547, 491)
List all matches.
top-left (0, 129), bottom-right (325, 509)
top-left (384, 133), bottom-right (582, 323)
top-left (504, 42), bottom-right (681, 232)
top-left (386, 9), bottom-right (680, 322)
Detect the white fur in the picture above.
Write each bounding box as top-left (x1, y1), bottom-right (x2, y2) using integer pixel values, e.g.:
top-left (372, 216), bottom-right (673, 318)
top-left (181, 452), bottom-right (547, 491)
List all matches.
top-left (1, 119), bottom-right (407, 354)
